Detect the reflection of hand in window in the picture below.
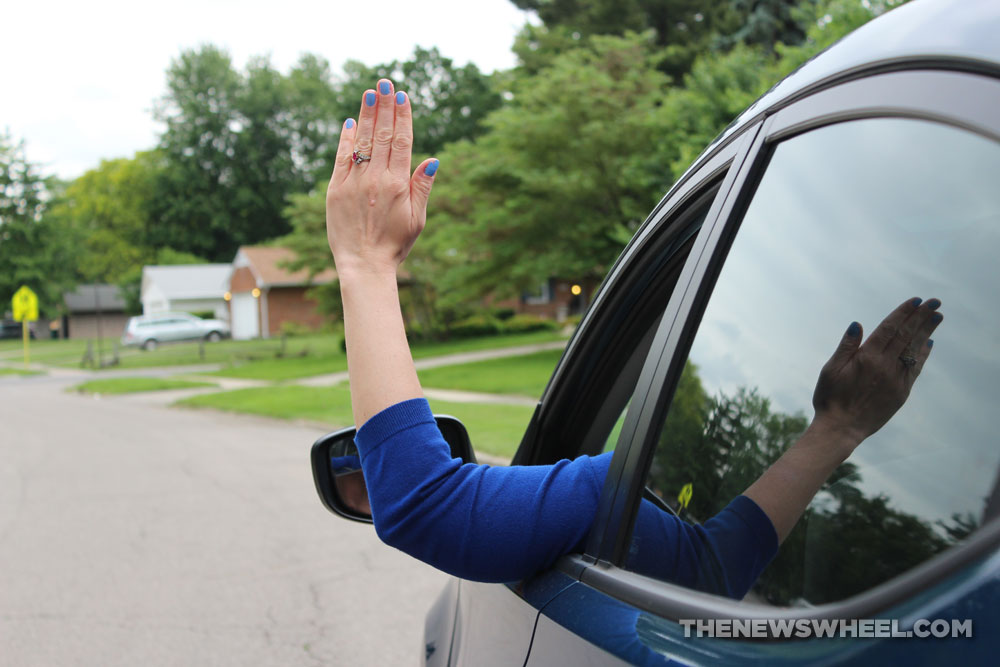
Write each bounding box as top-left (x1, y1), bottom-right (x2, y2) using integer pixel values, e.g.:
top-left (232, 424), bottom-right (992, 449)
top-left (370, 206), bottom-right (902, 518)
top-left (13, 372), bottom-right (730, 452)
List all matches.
top-left (745, 297), bottom-right (943, 542)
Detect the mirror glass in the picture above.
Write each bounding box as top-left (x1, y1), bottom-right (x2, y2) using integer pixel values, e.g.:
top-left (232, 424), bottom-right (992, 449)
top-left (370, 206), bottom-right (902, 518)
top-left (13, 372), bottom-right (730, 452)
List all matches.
top-left (329, 437), bottom-right (371, 516)
top-left (314, 414), bottom-right (474, 522)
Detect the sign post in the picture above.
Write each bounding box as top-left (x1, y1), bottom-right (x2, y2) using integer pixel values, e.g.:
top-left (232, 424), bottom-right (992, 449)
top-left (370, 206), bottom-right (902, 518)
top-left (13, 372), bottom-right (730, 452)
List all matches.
top-left (12, 285), bottom-right (39, 369)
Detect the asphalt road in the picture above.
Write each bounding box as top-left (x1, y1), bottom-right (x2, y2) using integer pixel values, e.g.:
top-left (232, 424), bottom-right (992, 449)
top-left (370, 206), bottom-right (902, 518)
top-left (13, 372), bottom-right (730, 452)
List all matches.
top-left (0, 373), bottom-right (448, 666)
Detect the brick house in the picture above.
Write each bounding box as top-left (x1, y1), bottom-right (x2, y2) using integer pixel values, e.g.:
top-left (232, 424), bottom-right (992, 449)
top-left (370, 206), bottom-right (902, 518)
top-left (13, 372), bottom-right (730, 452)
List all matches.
top-left (493, 278), bottom-right (598, 322)
top-left (227, 246), bottom-right (336, 339)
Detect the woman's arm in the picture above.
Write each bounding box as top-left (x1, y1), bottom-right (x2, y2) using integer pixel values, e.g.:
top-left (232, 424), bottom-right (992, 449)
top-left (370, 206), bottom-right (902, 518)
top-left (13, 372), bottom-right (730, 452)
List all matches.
top-left (744, 297), bottom-right (942, 542)
top-left (325, 78), bottom-right (437, 426)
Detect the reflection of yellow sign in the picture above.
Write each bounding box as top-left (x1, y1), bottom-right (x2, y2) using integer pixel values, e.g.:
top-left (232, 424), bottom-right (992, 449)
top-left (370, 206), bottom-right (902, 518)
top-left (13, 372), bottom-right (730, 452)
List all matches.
top-left (12, 285), bottom-right (39, 322)
top-left (677, 483), bottom-right (693, 510)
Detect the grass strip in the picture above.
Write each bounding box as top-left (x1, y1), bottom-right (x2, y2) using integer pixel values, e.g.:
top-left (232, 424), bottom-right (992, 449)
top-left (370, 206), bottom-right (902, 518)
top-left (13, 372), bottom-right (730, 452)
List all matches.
top-left (72, 377), bottom-right (218, 394)
top-left (175, 385), bottom-right (532, 459)
top-left (0, 367), bottom-right (43, 376)
top-left (418, 349), bottom-right (563, 397)
top-left (208, 330), bottom-right (566, 381)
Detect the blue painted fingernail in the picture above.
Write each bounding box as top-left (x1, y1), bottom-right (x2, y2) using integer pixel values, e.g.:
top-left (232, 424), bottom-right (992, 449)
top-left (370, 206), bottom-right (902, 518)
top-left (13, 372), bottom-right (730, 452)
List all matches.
top-left (424, 159), bottom-right (439, 176)
top-left (379, 81), bottom-right (390, 95)
top-left (927, 298), bottom-right (941, 310)
top-left (927, 339), bottom-right (934, 348)
top-left (847, 321), bottom-right (861, 337)
top-left (931, 312), bottom-right (943, 323)
top-left (365, 92), bottom-right (376, 106)
top-left (344, 118), bottom-right (355, 129)
top-left (396, 91), bottom-right (406, 105)
top-left (910, 297), bottom-right (922, 307)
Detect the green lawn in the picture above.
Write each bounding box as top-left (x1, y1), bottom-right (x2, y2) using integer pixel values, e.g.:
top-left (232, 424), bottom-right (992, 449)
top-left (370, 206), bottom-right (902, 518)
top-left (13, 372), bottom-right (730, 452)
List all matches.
top-left (418, 348), bottom-right (563, 397)
top-left (0, 339), bottom-right (91, 366)
top-left (0, 367), bottom-right (43, 376)
top-left (207, 330), bottom-right (566, 381)
top-left (175, 385), bottom-right (533, 459)
top-left (72, 377), bottom-right (218, 394)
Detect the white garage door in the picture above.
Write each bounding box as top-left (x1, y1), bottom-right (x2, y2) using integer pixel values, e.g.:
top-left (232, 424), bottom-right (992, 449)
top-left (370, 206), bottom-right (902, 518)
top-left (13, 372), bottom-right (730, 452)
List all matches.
top-left (231, 293), bottom-right (259, 340)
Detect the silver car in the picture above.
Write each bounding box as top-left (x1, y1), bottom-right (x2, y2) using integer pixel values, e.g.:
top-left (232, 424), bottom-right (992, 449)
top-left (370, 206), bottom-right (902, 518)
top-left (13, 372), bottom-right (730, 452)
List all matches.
top-left (121, 312), bottom-right (230, 351)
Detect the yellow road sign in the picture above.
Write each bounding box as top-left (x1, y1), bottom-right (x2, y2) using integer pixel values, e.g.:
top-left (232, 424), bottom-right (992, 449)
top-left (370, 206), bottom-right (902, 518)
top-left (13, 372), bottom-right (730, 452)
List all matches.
top-left (12, 285), bottom-right (39, 322)
top-left (677, 483), bottom-right (693, 510)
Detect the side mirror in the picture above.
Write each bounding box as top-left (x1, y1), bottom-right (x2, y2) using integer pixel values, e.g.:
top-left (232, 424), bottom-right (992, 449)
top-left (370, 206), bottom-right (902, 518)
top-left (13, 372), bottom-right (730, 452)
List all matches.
top-left (310, 414), bottom-right (476, 523)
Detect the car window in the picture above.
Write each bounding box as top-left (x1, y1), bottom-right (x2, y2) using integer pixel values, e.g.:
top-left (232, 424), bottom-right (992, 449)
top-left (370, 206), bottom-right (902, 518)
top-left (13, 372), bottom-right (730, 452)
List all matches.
top-left (530, 181), bottom-right (722, 466)
top-left (628, 117), bottom-right (1000, 606)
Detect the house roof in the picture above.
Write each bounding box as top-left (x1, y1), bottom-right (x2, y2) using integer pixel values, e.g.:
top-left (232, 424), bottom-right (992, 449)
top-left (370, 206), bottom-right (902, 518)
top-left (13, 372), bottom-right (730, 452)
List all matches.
top-left (63, 284), bottom-right (127, 313)
top-left (234, 246), bottom-right (337, 288)
top-left (142, 264), bottom-right (233, 300)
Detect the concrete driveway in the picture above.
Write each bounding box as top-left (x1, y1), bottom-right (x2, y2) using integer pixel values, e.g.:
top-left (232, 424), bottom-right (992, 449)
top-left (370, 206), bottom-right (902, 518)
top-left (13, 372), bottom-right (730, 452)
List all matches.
top-left (0, 373), bottom-right (448, 666)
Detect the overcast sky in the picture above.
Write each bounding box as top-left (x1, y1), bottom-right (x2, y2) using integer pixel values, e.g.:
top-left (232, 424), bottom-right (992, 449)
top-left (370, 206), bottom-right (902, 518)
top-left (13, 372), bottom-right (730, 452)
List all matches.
top-left (2, 0), bottom-right (534, 181)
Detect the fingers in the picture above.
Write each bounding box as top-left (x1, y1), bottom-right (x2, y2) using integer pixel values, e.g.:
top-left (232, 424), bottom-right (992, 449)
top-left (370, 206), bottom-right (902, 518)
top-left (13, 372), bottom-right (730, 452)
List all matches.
top-left (886, 298), bottom-right (943, 359)
top-left (353, 88), bottom-right (378, 166)
top-left (865, 297), bottom-right (923, 352)
top-left (369, 79), bottom-right (396, 171)
top-left (827, 321), bottom-right (863, 370)
top-left (410, 158), bottom-right (440, 221)
top-left (330, 118), bottom-right (357, 186)
top-left (388, 91), bottom-right (413, 178)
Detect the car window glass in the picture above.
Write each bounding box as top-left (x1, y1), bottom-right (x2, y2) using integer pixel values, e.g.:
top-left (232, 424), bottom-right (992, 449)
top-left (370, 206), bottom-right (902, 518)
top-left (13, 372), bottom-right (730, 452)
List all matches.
top-left (628, 117), bottom-right (1000, 606)
top-left (570, 189), bottom-right (717, 461)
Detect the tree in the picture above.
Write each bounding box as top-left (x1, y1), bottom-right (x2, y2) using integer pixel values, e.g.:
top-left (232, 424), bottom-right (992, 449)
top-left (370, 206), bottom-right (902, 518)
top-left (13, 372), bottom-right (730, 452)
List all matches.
top-left (150, 46), bottom-right (306, 261)
top-left (53, 151), bottom-right (160, 284)
top-left (419, 33), bottom-right (676, 309)
top-left (0, 132), bottom-right (78, 317)
top-left (510, 0), bottom-right (807, 77)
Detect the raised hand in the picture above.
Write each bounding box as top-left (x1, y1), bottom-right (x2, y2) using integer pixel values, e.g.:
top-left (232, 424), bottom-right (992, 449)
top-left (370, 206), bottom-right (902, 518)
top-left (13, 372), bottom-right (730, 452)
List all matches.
top-left (812, 297), bottom-right (944, 452)
top-left (326, 79), bottom-right (439, 277)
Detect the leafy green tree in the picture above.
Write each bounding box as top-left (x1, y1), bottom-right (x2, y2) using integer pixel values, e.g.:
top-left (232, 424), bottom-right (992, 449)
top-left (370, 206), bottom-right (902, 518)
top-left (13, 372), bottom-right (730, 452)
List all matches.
top-left (150, 46), bottom-right (305, 261)
top-left (511, 0), bottom-right (813, 77)
top-left (0, 133), bottom-right (78, 316)
top-left (423, 33), bottom-right (675, 308)
top-left (53, 152), bottom-right (160, 283)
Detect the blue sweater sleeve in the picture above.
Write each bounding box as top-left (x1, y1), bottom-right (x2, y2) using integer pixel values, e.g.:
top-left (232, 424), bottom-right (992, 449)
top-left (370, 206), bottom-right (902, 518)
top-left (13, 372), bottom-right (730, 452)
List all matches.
top-left (355, 398), bottom-right (777, 595)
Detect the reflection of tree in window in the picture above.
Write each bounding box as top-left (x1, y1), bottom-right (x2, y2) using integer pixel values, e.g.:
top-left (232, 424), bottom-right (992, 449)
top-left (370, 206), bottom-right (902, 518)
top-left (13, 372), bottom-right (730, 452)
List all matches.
top-left (643, 361), bottom-right (980, 606)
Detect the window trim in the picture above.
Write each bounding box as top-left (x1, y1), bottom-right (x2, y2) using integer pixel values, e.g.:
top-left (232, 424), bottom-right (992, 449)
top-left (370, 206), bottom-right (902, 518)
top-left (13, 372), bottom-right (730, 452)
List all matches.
top-left (578, 124), bottom-right (764, 559)
top-left (578, 68), bottom-right (1000, 625)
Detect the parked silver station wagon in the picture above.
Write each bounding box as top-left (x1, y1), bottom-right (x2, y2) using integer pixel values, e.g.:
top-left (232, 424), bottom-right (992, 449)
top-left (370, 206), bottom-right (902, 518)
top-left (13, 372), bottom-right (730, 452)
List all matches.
top-left (121, 312), bottom-right (230, 350)
top-left (313, 0), bottom-right (1000, 663)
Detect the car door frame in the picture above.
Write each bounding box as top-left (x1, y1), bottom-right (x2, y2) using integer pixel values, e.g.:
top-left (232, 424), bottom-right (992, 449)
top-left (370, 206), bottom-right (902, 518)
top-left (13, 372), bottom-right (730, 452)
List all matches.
top-left (526, 65), bottom-right (1000, 648)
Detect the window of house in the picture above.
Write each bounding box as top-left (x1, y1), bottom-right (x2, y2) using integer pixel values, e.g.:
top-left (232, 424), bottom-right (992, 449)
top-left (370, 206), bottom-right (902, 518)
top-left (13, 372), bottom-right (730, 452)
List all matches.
top-left (522, 280), bottom-right (553, 305)
top-left (629, 117), bottom-right (1000, 606)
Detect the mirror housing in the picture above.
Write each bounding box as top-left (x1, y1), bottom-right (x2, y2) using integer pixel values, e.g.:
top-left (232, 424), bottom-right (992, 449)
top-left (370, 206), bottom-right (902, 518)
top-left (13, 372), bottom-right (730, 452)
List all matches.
top-left (310, 415), bottom-right (476, 523)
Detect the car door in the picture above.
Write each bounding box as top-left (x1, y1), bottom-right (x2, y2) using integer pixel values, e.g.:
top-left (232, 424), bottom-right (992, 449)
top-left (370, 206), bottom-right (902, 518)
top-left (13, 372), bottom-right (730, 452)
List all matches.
top-left (439, 107), bottom-right (757, 667)
top-left (523, 69), bottom-right (1000, 665)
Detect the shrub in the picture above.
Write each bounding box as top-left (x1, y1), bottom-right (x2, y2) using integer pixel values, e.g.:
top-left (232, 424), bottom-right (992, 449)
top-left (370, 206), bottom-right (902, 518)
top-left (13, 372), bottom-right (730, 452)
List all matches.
top-left (492, 307), bottom-right (516, 321)
top-left (448, 314), bottom-right (504, 338)
top-left (279, 321), bottom-right (314, 338)
top-left (503, 314), bottom-right (558, 334)
top-left (189, 310), bottom-right (216, 320)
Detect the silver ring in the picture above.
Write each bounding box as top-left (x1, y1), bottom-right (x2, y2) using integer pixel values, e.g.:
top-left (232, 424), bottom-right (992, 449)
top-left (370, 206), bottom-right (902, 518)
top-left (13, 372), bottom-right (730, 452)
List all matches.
top-left (352, 149), bottom-right (371, 165)
top-left (899, 354), bottom-right (917, 368)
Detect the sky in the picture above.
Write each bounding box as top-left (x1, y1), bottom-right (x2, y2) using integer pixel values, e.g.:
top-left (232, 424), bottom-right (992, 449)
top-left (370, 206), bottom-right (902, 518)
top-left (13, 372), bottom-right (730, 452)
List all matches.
top-left (1, 0), bottom-right (534, 181)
